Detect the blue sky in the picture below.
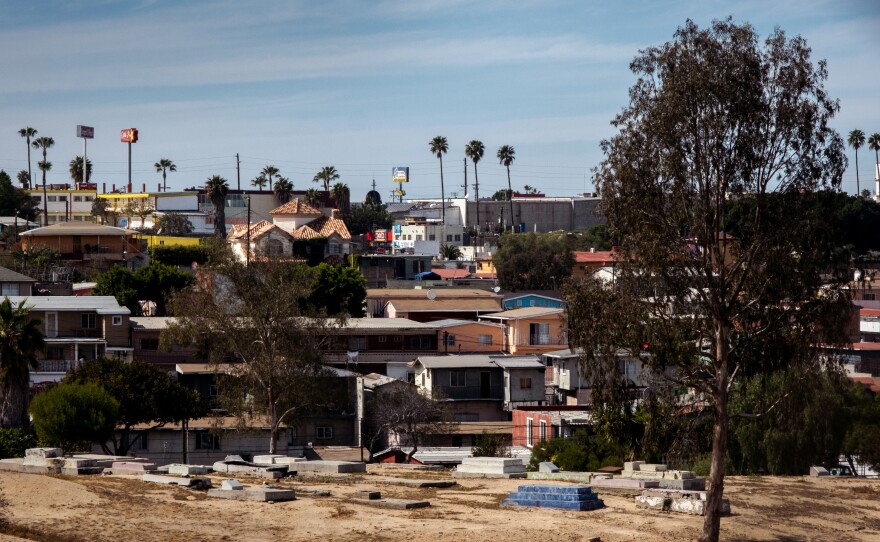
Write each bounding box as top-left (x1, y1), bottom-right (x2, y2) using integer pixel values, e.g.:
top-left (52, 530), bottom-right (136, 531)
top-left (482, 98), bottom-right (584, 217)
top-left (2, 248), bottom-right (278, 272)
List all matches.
top-left (1, 0), bottom-right (878, 200)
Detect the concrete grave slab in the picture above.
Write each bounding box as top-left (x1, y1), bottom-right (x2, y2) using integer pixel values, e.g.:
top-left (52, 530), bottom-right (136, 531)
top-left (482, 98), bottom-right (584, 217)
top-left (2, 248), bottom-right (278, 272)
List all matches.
top-left (221, 479), bottom-right (244, 490)
top-left (353, 489), bottom-right (381, 500)
top-left (167, 464), bottom-right (211, 476)
top-left (208, 487), bottom-right (296, 502)
top-left (108, 461), bottom-right (158, 475)
top-left (25, 448), bottom-right (63, 458)
top-left (212, 460), bottom-right (286, 479)
top-left (143, 474), bottom-right (212, 489)
top-left (350, 497), bottom-right (430, 510)
top-left (295, 461), bottom-right (366, 474)
top-left (539, 462), bottom-right (560, 473)
top-left (527, 472), bottom-right (597, 483)
top-left (377, 478), bottom-right (456, 488)
top-left (295, 487), bottom-right (332, 497)
top-left (810, 466), bottom-right (829, 477)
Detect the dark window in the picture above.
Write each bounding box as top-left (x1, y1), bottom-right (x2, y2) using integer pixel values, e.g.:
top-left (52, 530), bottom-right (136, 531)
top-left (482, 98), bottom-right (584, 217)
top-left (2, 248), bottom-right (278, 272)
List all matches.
top-left (287, 427), bottom-right (298, 445)
top-left (443, 334), bottom-right (456, 346)
top-left (81, 313), bottom-right (97, 329)
top-left (520, 377), bottom-right (532, 389)
top-left (394, 335), bottom-right (403, 343)
top-left (450, 369), bottom-right (466, 387)
top-left (378, 335), bottom-right (387, 343)
top-left (195, 433), bottom-right (220, 450)
top-left (316, 426), bottom-right (333, 440)
top-left (140, 338), bottom-right (159, 351)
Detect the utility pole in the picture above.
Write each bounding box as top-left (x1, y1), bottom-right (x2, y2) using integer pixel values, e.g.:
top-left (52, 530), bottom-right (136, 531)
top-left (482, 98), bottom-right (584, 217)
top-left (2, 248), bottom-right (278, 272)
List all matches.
top-left (236, 153), bottom-right (241, 190)
top-left (245, 195), bottom-right (251, 266)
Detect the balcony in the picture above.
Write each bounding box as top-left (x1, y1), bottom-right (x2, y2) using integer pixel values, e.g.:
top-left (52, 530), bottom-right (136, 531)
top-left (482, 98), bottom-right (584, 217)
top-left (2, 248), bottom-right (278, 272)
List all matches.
top-left (438, 385), bottom-right (504, 401)
top-left (36, 359), bottom-right (72, 373)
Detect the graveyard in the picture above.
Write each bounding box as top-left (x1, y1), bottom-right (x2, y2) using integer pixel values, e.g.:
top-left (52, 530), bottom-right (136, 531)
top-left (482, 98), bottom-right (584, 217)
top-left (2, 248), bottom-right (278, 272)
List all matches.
top-left (0, 454), bottom-right (877, 541)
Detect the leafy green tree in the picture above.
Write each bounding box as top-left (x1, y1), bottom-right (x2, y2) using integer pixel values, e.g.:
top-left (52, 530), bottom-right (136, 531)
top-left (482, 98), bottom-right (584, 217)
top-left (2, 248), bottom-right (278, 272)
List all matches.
top-left (90, 197), bottom-right (110, 224)
top-left (92, 266), bottom-right (140, 315)
top-left (154, 159), bottom-right (176, 192)
top-left (491, 189), bottom-right (511, 201)
top-left (429, 136), bottom-right (449, 225)
top-left (465, 140), bottom-right (485, 231)
top-left (303, 188), bottom-right (322, 207)
top-left (330, 182), bottom-right (350, 215)
top-left (494, 232), bottom-right (573, 290)
top-left (0, 428), bottom-right (36, 458)
top-left (527, 430), bottom-right (627, 472)
top-left (11, 246), bottom-right (60, 281)
top-left (93, 263), bottom-right (194, 316)
top-left (344, 202), bottom-right (393, 236)
top-left (306, 263), bottom-right (367, 317)
top-left (570, 19), bottom-right (849, 542)
top-left (578, 224), bottom-right (613, 251)
top-left (849, 129), bottom-right (866, 195)
top-left (31, 136), bottom-right (54, 226)
top-left (149, 245), bottom-right (209, 267)
top-left (68, 155), bottom-right (92, 183)
top-left (154, 212), bottom-right (194, 235)
top-left (439, 243), bottom-right (462, 261)
top-left (869, 133), bottom-right (880, 185)
top-left (29, 382), bottom-right (119, 452)
top-left (472, 431), bottom-right (509, 457)
top-left (313, 166), bottom-right (339, 192)
top-left (18, 127), bottom-right (37, 187)
top-left (16, 170), bottom-right (30, 189)
top-left (205, 175), bottom-right (229, 237)
top-left (165, 260), bottom-right (341, 454)
top-left (63, 358), bottom-right (205, 455)
top-left (497, 145), bottom-right (516, 229)
top-left (523, 185), bottom-right (539, 194)
top-left (0, 170), bottom-right (38, 222)
top-left (363, 383), bottom-right (453, 462)
top-left (0, 299), bottom-right (45, 428)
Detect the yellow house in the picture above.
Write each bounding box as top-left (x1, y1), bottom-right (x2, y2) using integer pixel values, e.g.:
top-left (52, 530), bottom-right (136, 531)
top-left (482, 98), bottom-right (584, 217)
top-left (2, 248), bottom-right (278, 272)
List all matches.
top-left (479, 307), bottom-right (567, 355)
top-left (425, 319), bottom-right (507, 354)
top-left (475, 255), bottom-right (497, 277)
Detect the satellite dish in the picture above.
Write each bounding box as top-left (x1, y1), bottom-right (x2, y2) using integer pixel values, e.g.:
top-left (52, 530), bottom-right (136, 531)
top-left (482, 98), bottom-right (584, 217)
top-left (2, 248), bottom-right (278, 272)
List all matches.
top-left (426, 289), bottom-right (437, 301)
top-left (493, 286), bottom-right (501, 293)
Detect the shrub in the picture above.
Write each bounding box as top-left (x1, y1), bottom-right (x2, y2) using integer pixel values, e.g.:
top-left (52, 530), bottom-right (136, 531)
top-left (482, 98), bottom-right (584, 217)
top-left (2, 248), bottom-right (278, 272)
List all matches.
top-left (527, 430), bottom-right (628, 472)
top-left (0, 429), bottom-right (36, 458)
top-left (29, 382), bottom-right (119, 452)
top-left (472, 431), bottom-right (509, 457)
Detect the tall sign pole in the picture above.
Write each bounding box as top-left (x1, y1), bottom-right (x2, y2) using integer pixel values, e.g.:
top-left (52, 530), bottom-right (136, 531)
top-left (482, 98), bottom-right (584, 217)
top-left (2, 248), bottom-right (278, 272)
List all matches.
top-left (120, 128), bottom-right (139, 192)
top-left (76, 125), bottom-right (94, 188)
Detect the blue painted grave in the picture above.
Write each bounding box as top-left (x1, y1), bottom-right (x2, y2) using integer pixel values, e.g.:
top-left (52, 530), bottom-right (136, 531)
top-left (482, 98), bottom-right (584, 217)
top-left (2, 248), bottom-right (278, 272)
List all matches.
top-left (502, 484), bottom-right (604, 511)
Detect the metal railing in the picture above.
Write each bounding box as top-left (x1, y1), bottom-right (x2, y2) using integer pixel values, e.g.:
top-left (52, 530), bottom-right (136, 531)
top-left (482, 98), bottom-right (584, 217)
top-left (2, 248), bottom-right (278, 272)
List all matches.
top-left (36, 359), bottom-right (71, 373)
top-left (438, 385), bottom-right (504, 400)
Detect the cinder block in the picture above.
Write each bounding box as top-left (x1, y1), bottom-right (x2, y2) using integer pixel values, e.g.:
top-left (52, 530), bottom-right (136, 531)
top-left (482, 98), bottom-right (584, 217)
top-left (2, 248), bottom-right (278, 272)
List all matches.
top-left (810, 466), bottom-right (829, 477)
top-left (623, 461), bottom-right (644, 472)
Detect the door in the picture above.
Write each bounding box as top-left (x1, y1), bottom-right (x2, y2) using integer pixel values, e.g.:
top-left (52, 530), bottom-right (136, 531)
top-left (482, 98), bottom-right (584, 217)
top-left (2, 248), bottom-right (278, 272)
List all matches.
top-left (45, 312), bottom-right (58, 338)
top-left (480, 371), bottom-right (491, 398)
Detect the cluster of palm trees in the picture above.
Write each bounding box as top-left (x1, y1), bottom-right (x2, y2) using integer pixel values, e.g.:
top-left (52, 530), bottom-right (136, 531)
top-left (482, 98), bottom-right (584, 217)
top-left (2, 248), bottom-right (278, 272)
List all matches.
top-left (848, 130), bottom-right (880, 196)
top-left (18, 127), bottom-right (54, 226)
top-left (251, 165), bottom-right (294, 204)
top-left (429, 137), bottom-right (516, 232)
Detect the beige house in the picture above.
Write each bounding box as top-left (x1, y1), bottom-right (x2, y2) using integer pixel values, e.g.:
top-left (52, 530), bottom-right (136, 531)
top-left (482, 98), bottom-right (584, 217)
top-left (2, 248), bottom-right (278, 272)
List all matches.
top-left (423, 319), bottom-right (507, 354)
top-left (366, 288), bottom-right (503, 322)
top-left (479, 307), bottom-right (567, 355)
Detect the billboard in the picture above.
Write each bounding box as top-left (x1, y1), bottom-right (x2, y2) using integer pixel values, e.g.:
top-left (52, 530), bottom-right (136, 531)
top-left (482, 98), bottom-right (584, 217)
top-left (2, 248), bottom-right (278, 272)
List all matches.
top-left (120, 128), bottom-right (139, 143)
top-left (392, 167), bottom-right (409, 183)
top-left (76, 125), bottom-right (94, 139)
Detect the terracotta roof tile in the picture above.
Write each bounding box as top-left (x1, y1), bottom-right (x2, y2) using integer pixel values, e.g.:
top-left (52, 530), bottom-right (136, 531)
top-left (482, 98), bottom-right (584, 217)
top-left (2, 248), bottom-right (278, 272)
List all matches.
top-left (270, 199), bottom-right (322, 216)
top-left (227, 220), bottom-right (278, 240)
top-left (292, 216), bottom-right (351, 241)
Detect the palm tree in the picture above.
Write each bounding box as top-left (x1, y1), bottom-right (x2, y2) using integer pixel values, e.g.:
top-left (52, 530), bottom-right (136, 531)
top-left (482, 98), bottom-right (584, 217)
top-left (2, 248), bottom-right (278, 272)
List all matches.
top-left (439, 243), bottom-right (462, 261)
top-left (18, 127), bottom-right (37, 187)
top-left (69, 155), bottom-right (93, 183)
top-left (497, 145), bottom-right (516, 232)
top-left (303, 188), bottom-right (321, 207)
top-left (261, 165), bottom-right (279, 191)
top-left (429, 136), bottom-right (449, 226)
top-left (154, 159), bottom-right (176, 192)
top-left (331, 182), bottom-right (350, 215)
top-left (849, 129), bottom-right (866, 195)
top-left (868, 133), bottom-right (880, 194)
top-left (16, 170), bottom-right (30, 189)
top-left (273, 177), bottom-right (294, 204)
top-left (313, 166), bottom-right (339, 192)
top-left (204, 175), bottom-right (230, 237)
top-left (32, 136), bottom-right (54, 226)
top-left (0, 298), bottom-right (45, 428)
top-left (465, 140), bottom-right (485, 233)
top-left (251, 174), bottom-right (268, 191)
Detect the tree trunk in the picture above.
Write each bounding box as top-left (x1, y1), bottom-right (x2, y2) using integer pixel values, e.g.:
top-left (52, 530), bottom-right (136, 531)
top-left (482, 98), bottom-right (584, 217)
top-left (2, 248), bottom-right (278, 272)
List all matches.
top-left (702, 325), bottom-right (730, 542)
top-left (0, 373), bottom-right (28, 428)
top-left (507, 167), bottom-right (514, 233)
top-left (439, 156), bottom-right (445, 227)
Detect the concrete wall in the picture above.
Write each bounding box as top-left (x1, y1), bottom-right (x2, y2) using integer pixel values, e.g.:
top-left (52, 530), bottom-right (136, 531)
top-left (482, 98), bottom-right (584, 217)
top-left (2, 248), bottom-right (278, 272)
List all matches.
top-left (437, 322), bottom-right (505, 353)
top-left (465, 198), bottom-right (604, 233)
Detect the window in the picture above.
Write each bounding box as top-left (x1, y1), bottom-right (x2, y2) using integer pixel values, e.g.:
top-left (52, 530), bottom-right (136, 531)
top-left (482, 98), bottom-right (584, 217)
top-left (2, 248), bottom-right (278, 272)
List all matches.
top-left (287, 427), bottom-right (298, 445)
top-left (443, 334), bottom-right (456, 346)
top-left (196, 433), bottom-right (220, 450)
top-left (73, 196), bottom-right (83, 202)
top-left (329, 243), bottom-right (342, 254)
top-left (529, 323), bottom-right (551, 345)
top-left (416, 235), bottom-right (423, 241)
top-left (112, 315), bottom-right (123, 326)
top-left (81, 313), bottom-right (96, 329)
top-left (1, 283), bottom-right (19, 296)
top-left (454, 234), bottom-right (461, 241)
top-left (446, 234), bottom-right (453, 242)
top-left (479, 334), bottom-right (493, 346)
top-left (409, 336), bottom-right (433, 350)
top-left (31, 196), bottom-right (41, 204)
top-left (526, 418), bottom-right (534, 447)
top-left (137, 433), bottom-right (148, 450)
top-left (406, 372), bottom-right (416, 384)
top-left (348, 336), bottom-right (368, 350)
top-left (520, 377), bottom-right (532, 389)
top-left (450, 369), bottom-right (466, 387)
top-left (539, 420), bottom-right (547, 442)
top-left (429, 235), bottom-right (435, 241)
top-left (140, 338), bottom-right (159, 351)
top-left (209, 385), bottom-right (218, 397)
top-left (47, 196), bottom-right (57, 202)
top-left (84, 196), bottom-right (94, 202)
top-left (864, 293), bottom-right (876, 301)
top-left (393, 335), bottom-right (403, 343)
top-left (316, 426), bottom-right (333, 440)
top-left (58, 196), bottom-right (67, 202)
top-left (378, 335), bottom-right (387, 343)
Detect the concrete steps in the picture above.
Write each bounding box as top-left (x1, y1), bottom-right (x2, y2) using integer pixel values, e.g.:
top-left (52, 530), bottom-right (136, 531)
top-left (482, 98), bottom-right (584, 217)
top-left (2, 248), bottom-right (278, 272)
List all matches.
top-left (502, 484), bottom-right (604, 511)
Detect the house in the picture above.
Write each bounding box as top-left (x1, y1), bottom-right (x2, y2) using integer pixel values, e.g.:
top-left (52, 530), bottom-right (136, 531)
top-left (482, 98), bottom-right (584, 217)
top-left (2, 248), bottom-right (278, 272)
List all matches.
top-left (98, 191), bottom-right (211, 234)
top-left (25, 184), bottom-right (98, 224)
top-left (359, 254), bottom-right (434, 288)
top-left (543, 348), bottom-right (653, 406)
top-left (474, 254), bottom-right (497, 278)
top-left (130, 317), bottom-right (208, 371)
top-left (423, 319), bottom-right (506, 355)
top-left (571, 250), bottom-right (617, 279)
top-left (227, 199), bottom-right (351, 262)
top-left (502, 292), bottom-right (564, 310)
top-left (479, 307), bottom-right (567, 355)
top-left (409, 354), bottom-right (546, 421)
top-left (0, 266), bottom-right (36, 296)
top-left (19, 222), bottom-right (144, 266)
top-left (511, 406), bottom-right (593, 447)
top-left (366, 288), bottom-right (503, 322)
top-left (2, 295), bottom-right (132, 384)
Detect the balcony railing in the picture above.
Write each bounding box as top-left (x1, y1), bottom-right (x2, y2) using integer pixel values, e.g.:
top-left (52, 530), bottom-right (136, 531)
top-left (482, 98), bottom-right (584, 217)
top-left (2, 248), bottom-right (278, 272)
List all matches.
top-left (438, 385), bottom-right (504, 400)
top-left (36, 359), bottom-right (71, 373)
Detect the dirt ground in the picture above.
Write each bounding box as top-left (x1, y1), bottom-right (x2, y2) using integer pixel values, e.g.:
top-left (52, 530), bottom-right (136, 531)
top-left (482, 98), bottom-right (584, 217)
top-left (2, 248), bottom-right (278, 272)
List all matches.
top-left (0, 465), bottom-right (877, 542)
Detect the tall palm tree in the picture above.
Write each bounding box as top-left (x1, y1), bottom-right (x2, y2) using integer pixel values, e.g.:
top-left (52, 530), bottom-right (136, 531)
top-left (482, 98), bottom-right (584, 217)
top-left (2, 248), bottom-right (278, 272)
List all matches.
top-left (330, 182), bottom-right (350, 215)
top-left (465, 140), bottom-right (485, 233)
top-left (16, 170), bottom-right (30, 189)
top-left (429, 136), bottom-right (449, 226)
top-left (154, 158), bottom-right (176, 192)
top-left (497, 145), bottom-right (516, 232)
top-left (261, 165), bottom-right (279, 191)
top-left (303, 188), bottom-right (321, 207)
top-left (0, 298), bottom-right (45, 428)
top-left (32, 136), bottom-right (54, 226)
top-left (69, 155), bottom-right (93, 183)
top-left (313, 166), bottom-right (339, 192)
top-left (868, 133), bottom-right (880, 195)
top-left (849, 129), bottom-right (866, 195)
top-left (18, 127), bottom-right (37, 188)
top-left (204, 175), bottom-right (230, 237)
top-left (273, 177), bottom-right (294, 204)
top-left (251, 174), bottom-right (268, 191)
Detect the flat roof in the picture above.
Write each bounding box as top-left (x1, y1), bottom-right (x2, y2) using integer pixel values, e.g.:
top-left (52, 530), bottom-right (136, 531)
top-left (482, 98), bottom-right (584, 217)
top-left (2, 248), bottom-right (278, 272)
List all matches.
top-left (341, 318), bottom-right (435, 331)
top-left (420, 319), bottom-right (503, 329)
top-left (414, 354), bottom-right (541, 369)
top-left (367, 288), bottom-right (502, 299)
top-left (2, 295), bottom-right (129, 315)
top-left (481, 307), bottom-right (564, 319)
top-left (389, 298), bottom-right (502, 312)
top-left (130, 316), bottom-right (177, 330)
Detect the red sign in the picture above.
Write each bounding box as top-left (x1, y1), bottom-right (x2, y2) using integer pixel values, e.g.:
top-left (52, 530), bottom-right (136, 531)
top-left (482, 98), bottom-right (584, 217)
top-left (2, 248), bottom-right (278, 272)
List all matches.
top-left (120, 128), bottom-right (139, 143)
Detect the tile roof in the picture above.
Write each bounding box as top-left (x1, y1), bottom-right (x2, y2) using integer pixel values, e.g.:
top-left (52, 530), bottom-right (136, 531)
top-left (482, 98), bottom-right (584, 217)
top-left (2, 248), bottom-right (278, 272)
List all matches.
top-left (432, 268), bottom-right (474, 279)
top-left (573, 250), bottom-right (617, 264)
top-left (270, 199), bottom-right (323, 216)
top-left (421, 319), bottom-right (503, 329)
top-left (0, 266), bottom-right (36, 283)
top-left (227, 220), bottom-right (282, 241)
top-left (293, 216), bottom-right (351, 240)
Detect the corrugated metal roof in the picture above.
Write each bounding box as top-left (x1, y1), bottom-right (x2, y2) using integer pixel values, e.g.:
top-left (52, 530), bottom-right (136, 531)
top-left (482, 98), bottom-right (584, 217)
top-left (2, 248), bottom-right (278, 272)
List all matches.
top-left (420, 319), bottom-right (503, 329)
top-left (20, 223), bottom-right (138, 236)
top-left (389, 298), bottom-right (502, 312)
top-left (2, 295), bottom-right (129, 315)
top-left (342, 318), bottom-right (434, 331)
top-left (481, 307), bottom-right (564, 319)
top-left (367, 288), bottom-right (501, 299)
top-left (493, 357), bottom-right (544, 369)
top-left (414, 355), bottom-right (498, 369)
